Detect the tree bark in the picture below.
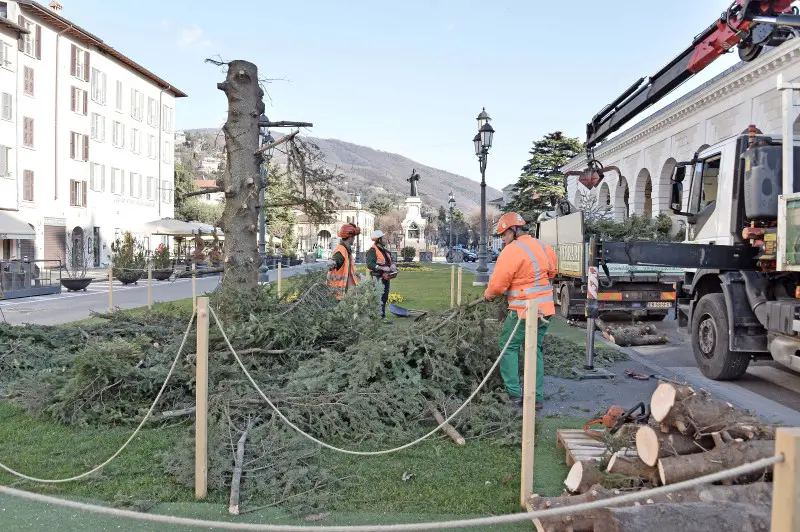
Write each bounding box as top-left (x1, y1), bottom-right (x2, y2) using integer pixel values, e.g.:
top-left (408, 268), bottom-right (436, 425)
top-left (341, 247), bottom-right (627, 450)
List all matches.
top-left (228, 418), bottom-right (254, 515)
top-left (650, 382), bottom-right (775, 440)
top-left (564, 460), bottom-right (605, 494)
top-left (635, 425), bottom-right (713, 466)
top-left (530, 482), bottom-right (772, 532)
top-left (605, 452), bottom-right (659, 486)
top-left (428, 405), bottom-right (465, 445)
top-left (592, 501), bottom-right (771, 532)
top-left (657, 439), bottom-right (774, 485)
top-left (217, 60), bottom-right (264, 290)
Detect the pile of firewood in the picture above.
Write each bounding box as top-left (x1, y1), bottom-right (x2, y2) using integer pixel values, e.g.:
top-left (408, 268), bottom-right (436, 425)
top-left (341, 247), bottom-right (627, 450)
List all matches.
top-left (529, 381), bottom-right (776, 532)
top-left (595, 319), bottom-right (668, 347)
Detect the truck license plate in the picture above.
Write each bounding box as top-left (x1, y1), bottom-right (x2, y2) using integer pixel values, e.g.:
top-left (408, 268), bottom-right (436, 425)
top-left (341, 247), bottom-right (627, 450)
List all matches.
top-left (647, 302), bottom-right (671, 309)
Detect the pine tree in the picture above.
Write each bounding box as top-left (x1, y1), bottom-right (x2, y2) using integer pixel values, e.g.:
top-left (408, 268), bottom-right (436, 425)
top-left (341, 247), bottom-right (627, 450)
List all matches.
top-left (506, 132), bottom-right (584, 222)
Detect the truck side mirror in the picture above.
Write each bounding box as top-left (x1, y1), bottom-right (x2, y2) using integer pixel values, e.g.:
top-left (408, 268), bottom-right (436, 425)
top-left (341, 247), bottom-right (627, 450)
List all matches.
top-left (670, 182), bottom-right (683, 211)
top-left (669, 165), bottom-right (696, 221)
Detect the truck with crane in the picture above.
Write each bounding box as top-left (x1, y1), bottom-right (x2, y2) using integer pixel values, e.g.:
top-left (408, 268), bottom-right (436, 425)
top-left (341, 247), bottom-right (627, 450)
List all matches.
top-left (572, 0), bottom-right (800, 380)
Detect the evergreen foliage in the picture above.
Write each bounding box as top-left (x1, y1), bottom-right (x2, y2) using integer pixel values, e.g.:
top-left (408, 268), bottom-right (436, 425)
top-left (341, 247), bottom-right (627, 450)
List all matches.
top-left (506, 132), bottom-right (584, 221)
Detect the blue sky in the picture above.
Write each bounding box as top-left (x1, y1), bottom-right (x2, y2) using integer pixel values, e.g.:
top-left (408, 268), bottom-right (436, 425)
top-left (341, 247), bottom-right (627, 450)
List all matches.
top-left (63, 0), bottom-right (747, 191)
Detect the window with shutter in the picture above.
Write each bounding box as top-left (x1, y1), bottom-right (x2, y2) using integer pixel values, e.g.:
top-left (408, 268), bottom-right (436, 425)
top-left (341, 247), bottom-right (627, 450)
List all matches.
top-left (70, 44), bottom-right (77, 77)
top-left (83, 135), bottom-right (89, 161)
top-left (115, 80), bottom-right (122, 111)
top-left (83, 52), bottom-right (90, 81)
top-left (83, 91), bottom-right (88, 115)
top-left (70, 86), bottom-right (76, 112)
top-left (23, 117), bottom-right (33, 148)
top-left (23, 67), bottom-right (34, 96)
top-left (82, 181), bottom-right (87, 207)
top-left (23, 170), bottom-right (34, 201)
top-left (70, 180), bottom-right (77, 206)
top-left (0, 146), bottom-right (9, 177)
top-left (1, 93), bottom-right (11, 120)
top-left (35, 25), bottom-right (41, 60)
top-left (70, 132), bottom-right (75, 159)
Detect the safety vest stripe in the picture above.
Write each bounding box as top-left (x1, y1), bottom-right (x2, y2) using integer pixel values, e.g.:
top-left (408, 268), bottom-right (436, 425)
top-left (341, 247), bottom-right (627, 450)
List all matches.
top-left (505, 286), bottom-right (552, 297)
top-left (533, 239), bottom-right (553, 272)
top-left (512, 240), bottom-right (539, 282)
top-left (508, 294), bottom-right (554, 308)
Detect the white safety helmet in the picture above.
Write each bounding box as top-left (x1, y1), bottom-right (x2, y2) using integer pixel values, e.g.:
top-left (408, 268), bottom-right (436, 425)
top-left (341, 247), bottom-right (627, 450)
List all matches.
top-left (371, 230), bottom-right (385, 241)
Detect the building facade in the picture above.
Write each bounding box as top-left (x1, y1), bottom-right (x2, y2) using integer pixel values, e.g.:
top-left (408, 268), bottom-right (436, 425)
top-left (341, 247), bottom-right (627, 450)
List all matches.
top-left (561, 40), bottom-right (800, 225)
top-left (295, 209), bottom-right (375, 258)
top-left (0, 1), bottom-right (186, 266)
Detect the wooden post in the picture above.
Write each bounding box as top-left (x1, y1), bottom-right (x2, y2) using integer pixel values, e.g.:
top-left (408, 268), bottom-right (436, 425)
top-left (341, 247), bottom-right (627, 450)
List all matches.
top-left (770, 427), bottom-right (800, 532)
top-left (107, 264), bottom-right (113, 312)
top-left (192, 262), bottom-right (197, 310)
top-left (520, 299), bottom-right (538, 507)
top-left (147, 265), bottom-right (153, 309)
top-left (277, 261), bottom-right (282, 298)
top-left (195, 296), bottom-right (210, 499)
top-left (450, 264), bottom-right (455, 309)
top-left (457, 266), bottom-right (463, 306)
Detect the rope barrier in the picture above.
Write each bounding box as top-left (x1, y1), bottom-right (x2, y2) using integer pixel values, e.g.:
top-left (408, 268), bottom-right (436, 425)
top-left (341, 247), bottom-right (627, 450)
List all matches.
top-left (210, 306), bottom-right (520, 456)
top-left (0, 454), bottom-right (783, 531)
top-left (0, 310), bottom-right (197, 483)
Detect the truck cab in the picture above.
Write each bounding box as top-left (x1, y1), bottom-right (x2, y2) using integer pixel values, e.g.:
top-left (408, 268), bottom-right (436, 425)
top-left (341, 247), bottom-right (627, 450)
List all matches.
top-left (667, 130), bottom-right (800, 379)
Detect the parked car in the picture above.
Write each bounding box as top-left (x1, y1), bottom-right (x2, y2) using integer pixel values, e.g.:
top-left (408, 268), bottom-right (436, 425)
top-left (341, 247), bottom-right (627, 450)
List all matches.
top-left (463, 250), bottom-right (477, 262)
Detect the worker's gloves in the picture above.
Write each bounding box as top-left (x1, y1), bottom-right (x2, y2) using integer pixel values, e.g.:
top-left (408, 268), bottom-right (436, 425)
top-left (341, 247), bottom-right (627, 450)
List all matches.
top-left (326, 259), bottom-right (336, 270)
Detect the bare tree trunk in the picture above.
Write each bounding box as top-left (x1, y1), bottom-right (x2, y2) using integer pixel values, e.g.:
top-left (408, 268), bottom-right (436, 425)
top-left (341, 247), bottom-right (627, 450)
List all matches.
top-left (217, 60), bottom-right (264, 289)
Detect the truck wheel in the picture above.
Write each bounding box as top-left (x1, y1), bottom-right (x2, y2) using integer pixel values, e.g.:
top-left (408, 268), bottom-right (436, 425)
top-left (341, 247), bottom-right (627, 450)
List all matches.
top-left (691, 293), bottom-right (751, 380)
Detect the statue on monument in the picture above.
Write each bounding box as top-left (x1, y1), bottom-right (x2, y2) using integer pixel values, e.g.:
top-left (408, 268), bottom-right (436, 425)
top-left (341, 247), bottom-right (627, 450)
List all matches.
top-left (407, 169), bottom-right (421, 197)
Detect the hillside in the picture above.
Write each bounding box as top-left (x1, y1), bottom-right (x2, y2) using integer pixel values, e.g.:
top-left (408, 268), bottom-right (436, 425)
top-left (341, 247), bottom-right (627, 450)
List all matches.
top-left (181, 128), bottom-right (500, 213)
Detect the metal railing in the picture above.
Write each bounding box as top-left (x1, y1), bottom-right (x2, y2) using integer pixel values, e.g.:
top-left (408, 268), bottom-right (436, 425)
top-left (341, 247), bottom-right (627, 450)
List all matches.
top-left (0, 259), bottom-right (62, 299)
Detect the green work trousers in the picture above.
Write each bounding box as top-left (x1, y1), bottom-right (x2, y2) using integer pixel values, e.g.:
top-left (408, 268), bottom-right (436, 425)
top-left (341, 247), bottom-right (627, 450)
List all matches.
top-left (498, 310), bottom-right (550, 402)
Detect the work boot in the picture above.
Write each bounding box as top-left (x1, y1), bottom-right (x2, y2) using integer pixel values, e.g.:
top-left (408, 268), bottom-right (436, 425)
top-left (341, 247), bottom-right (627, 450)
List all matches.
top-left (507, 394), bottom-right (523, 408)
top-left (535, 401), bottom-right (544, 411)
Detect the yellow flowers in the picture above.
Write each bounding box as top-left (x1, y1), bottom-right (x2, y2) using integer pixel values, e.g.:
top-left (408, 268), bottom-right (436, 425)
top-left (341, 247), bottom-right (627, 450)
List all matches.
top-left (388, 293), bottom-right (405, 304)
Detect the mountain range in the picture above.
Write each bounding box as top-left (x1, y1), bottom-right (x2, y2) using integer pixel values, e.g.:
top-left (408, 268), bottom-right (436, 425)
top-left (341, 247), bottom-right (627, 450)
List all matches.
top-left (182, 129), bottom-right (501, 213)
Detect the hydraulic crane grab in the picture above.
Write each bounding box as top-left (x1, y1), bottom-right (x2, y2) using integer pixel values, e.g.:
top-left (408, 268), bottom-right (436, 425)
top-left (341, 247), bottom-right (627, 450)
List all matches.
top-left (572, 0), bottom-right (800, 189)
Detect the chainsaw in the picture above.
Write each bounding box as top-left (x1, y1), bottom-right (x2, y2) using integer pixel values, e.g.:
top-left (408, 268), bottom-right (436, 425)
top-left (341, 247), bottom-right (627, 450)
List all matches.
top-left (583, 402), bottom-right (650, 439)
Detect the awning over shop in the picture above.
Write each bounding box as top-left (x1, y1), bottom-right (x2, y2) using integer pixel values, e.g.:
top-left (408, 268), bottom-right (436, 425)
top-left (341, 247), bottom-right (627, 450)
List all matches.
top-left (0, 212), bottom-right (35, 240)
top-left (138, 218), bottom-right (198, 236)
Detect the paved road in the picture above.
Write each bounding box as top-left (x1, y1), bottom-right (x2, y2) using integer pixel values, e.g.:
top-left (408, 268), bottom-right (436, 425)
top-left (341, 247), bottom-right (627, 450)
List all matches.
top-left (595, 314), bottom-right (800, 426)
top-left (0, 263), bottom-right (325, 326)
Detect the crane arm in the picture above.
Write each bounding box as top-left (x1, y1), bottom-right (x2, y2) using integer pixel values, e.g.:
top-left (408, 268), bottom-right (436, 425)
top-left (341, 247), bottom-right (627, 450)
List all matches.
top-left (585, 0), bottom-right (799, 153)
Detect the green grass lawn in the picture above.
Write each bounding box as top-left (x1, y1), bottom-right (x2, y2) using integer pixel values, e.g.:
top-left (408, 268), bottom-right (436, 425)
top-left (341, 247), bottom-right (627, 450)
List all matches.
top-left (2, 264), bottom-right (590, 529)
top-left (0, 401), bottom-right (581, 530)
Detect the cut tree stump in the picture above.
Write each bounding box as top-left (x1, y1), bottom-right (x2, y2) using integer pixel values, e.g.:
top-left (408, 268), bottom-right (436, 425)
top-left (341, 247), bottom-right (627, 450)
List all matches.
top-left (635, 425), bottom-right (713, 466)
top-left (657, 439), bottom-right (774, 485)
top-left (605, 452), bottom-right (659, 486)
top-left (592, 501), bottom-right (771, 532)
top-left (650, 382), bottom-right (776, 440)
top-left (528, 482), bottom-right (772, 532)
top-left (564, 460), bottom-right (605, 494)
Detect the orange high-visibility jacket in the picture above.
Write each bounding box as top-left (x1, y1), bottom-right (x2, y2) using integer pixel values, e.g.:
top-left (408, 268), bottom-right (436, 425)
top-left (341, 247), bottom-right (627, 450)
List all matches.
top-left (484, 234), bottom-right (557, 319)
top-left (327, 243), bottom-right (358, 300)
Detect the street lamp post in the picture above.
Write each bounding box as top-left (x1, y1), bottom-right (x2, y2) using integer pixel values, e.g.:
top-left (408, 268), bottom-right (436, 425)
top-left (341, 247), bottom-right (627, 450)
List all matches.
top-left (448, 191), bottom-right (455, 260)
top-left (258, 114), bottom-right (275, 283)
top-left (474, 107), bottom-right (495, 285)
top-left (354, 193), bottom-right (361, 261)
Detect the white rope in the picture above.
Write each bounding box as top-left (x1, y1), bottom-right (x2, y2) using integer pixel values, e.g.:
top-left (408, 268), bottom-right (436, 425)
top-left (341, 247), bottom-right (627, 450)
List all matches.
top-left (0, 454), bottom-right (783, 531)
top-left (0, 310), bottom-right (197, 483)
top-left (210, 306), bottom-right (521, 456)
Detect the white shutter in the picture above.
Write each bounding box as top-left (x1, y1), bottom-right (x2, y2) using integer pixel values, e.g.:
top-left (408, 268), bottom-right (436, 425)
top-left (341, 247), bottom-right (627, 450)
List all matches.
top-left (0, 146), bottom-right (7, 177)
top-left (1, 93), bottom-right (10, 120)
top-left (91, 114), bottom-right (97, 139)
top-left (100, 117), bottom-right (106, 142)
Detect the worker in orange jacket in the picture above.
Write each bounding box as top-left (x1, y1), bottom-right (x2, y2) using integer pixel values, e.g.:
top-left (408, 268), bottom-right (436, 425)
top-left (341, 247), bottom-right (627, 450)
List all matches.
top-left (484, 212), bottom-right (557, 410)
top-left (327, 223), bottom-right (360, 300)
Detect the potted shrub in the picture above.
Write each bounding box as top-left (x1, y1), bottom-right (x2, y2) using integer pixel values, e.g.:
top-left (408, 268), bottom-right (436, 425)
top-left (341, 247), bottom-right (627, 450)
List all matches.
top-left (151, 243), bottom-right (173, 281)
top-left (192, 234), bottom-right (208, 271)
top-left (60, 228), bottom-right (93, 291)
top-left (110, 232), bottom-right (148, 285)
top-left (401, 246), bottom-right (416, 263)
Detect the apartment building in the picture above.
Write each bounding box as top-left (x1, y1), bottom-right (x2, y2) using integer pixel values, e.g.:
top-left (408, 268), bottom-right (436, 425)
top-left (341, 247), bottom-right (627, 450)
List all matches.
top-left (0, 1), bottom-right (186, 266)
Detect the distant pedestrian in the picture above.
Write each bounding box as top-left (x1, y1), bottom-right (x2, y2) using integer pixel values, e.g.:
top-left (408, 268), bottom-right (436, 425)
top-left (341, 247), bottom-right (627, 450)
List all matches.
top-left (366, 230), bottom-right (397, 321)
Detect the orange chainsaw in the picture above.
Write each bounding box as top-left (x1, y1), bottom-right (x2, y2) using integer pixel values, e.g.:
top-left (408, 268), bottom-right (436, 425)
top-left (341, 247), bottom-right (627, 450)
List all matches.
top-left (583, 402), bottom-right (650, 440)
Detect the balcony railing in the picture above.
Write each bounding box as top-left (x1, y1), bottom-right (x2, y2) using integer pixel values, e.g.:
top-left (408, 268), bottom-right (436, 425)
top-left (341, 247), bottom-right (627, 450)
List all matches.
top-left (0, 259), bottom-right (63, 300)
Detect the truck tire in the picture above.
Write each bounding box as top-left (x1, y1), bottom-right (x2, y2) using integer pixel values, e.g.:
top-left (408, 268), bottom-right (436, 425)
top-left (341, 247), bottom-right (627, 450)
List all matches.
top-left (559, 287), bottom-right (580, 320)
top-left (691, 293), bottom-right (751, 380)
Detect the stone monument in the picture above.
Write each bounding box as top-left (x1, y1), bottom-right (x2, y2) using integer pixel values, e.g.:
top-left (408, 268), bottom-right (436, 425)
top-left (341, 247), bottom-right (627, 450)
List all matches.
top-left (401, 169), bottom-right (427, 252)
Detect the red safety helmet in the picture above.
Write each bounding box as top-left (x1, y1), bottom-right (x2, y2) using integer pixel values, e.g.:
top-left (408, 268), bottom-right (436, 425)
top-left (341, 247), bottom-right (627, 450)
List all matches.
top-left (338, 223), bottom-right (361, 238)
top-left (496, 212), bottom-right (526, 235)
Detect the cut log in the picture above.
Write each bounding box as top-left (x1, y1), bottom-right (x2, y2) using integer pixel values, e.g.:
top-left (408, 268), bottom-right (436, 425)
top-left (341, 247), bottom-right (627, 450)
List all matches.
top-left (650, 382), bottom-right (775, 440)
top-left (529, 482), bottom-right (772, 532)
top-left (635, 425), bottom-right (713, 467)
top-left (596, 319), bottom-right (658, 336)
top-left (657, 439), bottom-right (774, 485)
top-left (530, 484), bottom-right (613, 532)
top-left (625, 334), bottom-right (668, 346)
top-left (592, 501), bottom-right (770, 532)
top-left (608, 329), bottom-right (667, 346)
top-left (564, 460), bottom-right (605, 494)
top-left (428, 405), bottom-right (465, 445)
top-left (605, 452), bottom-right (659, 485)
